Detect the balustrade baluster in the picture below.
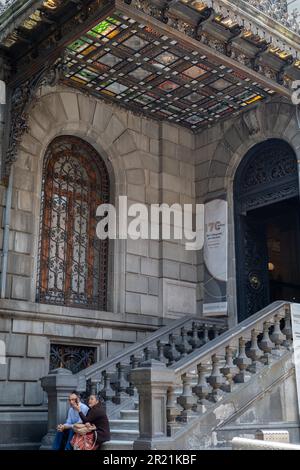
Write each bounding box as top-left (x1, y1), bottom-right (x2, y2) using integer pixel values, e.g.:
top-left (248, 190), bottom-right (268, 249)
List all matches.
top-left (177, 373), bottom-right (197, 421)
top-left (202, 325), bottom-right (209, 344)
top-left (156, 340), bottom-right (167, 363)
top-left (192, 363), bottom-right (211, 411)
top-left (270, 314), bottom-right (285, 354)
top-left (166, 385), bottom-right (182, 436)
top-left (207, 354), bottom-right (224, 401)
top-left (247, 329), bottom-right (263, 373)
top-left (234, 337), bottom-right (251, 383)
top-left (189, 322), bottom-right (202, 350)
top-left (177, 327), bottom-right (192, 357)
top-left (86, 377), bottom-right (97, 397)
top-left (220, 346), bottom-right (238, 392)
top-left (259, 322), bottom-right (274, 364)
top-left (143, 347), bottom-right (151, 362)
top-left (113, 362), bottom-right (129, 404)
top-left (126, 356), bottom-right (140, 397)
top-left (167, 333), bottom-right (181, 365)
top-left (99, 370), bottom-right (114, 402)
top-left (282, 310), bottom-right (293, 349)
top-left (130, 354), bottom-right (140, 370)
top-left (212, 324), bottom-right (218, 339)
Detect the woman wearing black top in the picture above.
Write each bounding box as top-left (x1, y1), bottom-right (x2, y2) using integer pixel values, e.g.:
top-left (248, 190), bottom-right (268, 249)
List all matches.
top-left (74, 395), bottom-right (110, 447)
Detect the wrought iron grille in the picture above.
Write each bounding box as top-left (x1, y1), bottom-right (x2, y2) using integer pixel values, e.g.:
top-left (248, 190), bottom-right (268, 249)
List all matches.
top-left (37, 136), bottom-right (109, 310)
top-left (236, 139), bottom-right (299, 213)
top-left (49, 343), bottom-right (97, 374)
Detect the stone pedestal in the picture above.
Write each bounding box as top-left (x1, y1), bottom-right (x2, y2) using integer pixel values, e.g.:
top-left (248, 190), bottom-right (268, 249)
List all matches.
top-left (40, 368), bottom-right (79, 449)
top-left (131, 359), bottom-right (176, 450)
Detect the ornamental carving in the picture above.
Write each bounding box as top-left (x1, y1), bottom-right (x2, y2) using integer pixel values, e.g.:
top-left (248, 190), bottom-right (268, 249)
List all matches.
top-left (4, 55), bottom-right (68, 177)
top-left (0, 0), bottom-right (15, 14)
top-left (50, 344), bottom-right (97, 374)
top-left (246, 0), bottom-right (300, 35)
top-left (238, 142), bottom-right (298, 204)
top-left (129, 0), bottom-right (296, 90)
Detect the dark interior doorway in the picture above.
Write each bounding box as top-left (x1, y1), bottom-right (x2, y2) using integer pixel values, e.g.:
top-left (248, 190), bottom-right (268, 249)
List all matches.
top-left (247, 197), bottom-right (300, 304)
top-left (234, 139), bottom-right (299, 322)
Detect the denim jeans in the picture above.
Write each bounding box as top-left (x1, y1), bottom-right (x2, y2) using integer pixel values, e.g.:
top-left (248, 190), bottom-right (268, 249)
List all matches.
top-left (52, 429), bottom-right (74, 450)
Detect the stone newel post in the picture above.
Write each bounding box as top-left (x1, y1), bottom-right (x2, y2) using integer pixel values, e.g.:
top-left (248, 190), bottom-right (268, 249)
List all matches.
top-left (131, 359), bottom-right (176, 450)
top-left (40, 368), bottom-right (79, 449)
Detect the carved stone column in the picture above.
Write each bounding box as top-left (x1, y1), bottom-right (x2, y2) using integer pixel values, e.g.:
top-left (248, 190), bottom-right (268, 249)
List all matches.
top-left (131, 359), bottom-right (176, 450)
top-left (40, 368), bottom-right (79, 450)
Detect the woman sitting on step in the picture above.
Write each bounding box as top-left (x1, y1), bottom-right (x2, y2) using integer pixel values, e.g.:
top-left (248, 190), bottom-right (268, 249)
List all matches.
top-left (72, 395), bottom-right (111, 450)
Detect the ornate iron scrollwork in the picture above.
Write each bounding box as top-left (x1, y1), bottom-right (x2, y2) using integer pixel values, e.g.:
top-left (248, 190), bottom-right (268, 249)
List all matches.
top-left (248, 272), bottom-right (262, 291)
top-left (50, 344), bottom-right (97, 374)
top-left (4, 54), bottom-right (68, 178)
top-left (37, 135), bottom-right (109, 310)
top-left (238, 140), bottom-right (299, 213)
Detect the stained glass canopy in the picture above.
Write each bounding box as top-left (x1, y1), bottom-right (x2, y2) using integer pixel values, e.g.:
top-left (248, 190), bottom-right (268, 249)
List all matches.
top-left (62, 9), bottom-right (275, 131)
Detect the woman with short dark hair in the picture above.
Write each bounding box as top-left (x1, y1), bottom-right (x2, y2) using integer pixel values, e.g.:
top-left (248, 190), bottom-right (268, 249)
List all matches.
top-left (73, 395), bottom-right (110, 449)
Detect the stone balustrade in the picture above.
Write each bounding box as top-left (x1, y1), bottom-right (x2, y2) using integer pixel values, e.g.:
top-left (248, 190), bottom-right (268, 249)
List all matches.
top-left (77, 316), bottom-right (226, 411)
top-left (40, 315), bottom-right (226, 446)
top-left (86, 318), bottom-right (225, 414)
top-left (40, 301), bottom-right (293, 449)
top-left (130, 301), bottom-right (293, 449)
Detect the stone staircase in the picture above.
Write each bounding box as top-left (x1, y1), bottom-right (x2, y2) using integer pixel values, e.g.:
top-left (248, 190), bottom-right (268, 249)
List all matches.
top-left (104, 406), bottom-right (139, 450)
top-left (75, 315), bottom-right (226, 450)
top-left (41, 301), bottom-right (299, 449)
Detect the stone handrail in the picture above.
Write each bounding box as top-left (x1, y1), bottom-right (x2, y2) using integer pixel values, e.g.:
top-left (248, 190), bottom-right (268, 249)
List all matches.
top-left (232, 437), bottom-right (300, 450)
top-left (77, 315), bottom-right (226, 408)
top-left (171, 300), bottom-right (289, 376)
top-left (77, 315), bottom-right (225, 379)
top-left (130, 301), bottom-right (293, 449)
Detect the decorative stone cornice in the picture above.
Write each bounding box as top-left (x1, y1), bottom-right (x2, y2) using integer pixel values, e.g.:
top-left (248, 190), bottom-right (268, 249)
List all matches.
top-left (0, 0), bottom-right (16, 15)
top-left (130, 0), bottom-right (299, 92)
top-left (247, 0), bottom-right (299, 35)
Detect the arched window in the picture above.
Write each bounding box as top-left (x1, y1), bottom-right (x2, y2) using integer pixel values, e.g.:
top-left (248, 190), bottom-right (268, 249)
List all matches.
top-left (37, 136), bottom-right (109, 310)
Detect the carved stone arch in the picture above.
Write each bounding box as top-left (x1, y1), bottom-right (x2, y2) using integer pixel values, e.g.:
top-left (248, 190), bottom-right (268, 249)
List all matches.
top-left (235, 139), bottom-right (299, 213)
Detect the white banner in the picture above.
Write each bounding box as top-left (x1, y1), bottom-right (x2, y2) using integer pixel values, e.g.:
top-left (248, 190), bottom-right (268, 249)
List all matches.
top-left (204, 199), bottom-right (228, 282)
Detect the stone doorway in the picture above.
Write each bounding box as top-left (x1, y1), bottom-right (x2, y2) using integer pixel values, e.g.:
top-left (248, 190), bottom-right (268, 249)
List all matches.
top-left (234, 139), bottom-right (300, 322)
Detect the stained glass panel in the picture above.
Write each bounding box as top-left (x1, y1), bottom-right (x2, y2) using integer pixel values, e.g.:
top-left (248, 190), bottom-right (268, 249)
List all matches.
top-left (62, 10), bottom-right (275, 130)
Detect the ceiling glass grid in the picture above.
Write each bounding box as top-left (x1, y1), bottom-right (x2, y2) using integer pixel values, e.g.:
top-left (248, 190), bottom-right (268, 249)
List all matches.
top-left (63, 11), bottom-right (275, 130)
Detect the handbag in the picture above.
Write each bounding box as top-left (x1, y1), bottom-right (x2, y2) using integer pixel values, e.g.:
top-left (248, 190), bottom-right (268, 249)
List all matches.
top-left (71, 424), bottom-right (99, 450)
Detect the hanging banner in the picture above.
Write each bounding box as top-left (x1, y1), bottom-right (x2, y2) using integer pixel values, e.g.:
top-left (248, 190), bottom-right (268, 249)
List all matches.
top-left (203, 198), bottom-right (228, 317)
top-left (290, 303), bottom-right (300, 419)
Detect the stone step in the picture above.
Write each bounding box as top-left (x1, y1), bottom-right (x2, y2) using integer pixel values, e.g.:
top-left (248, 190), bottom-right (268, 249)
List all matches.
top-left (110, 419), bottom-right (139, 430)
top-left (102, 440), bottom-right (134, 450)
top-left (120, 409), bottom-right (139, 420)
top-left (110, 429), bottom-right (139, 440)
